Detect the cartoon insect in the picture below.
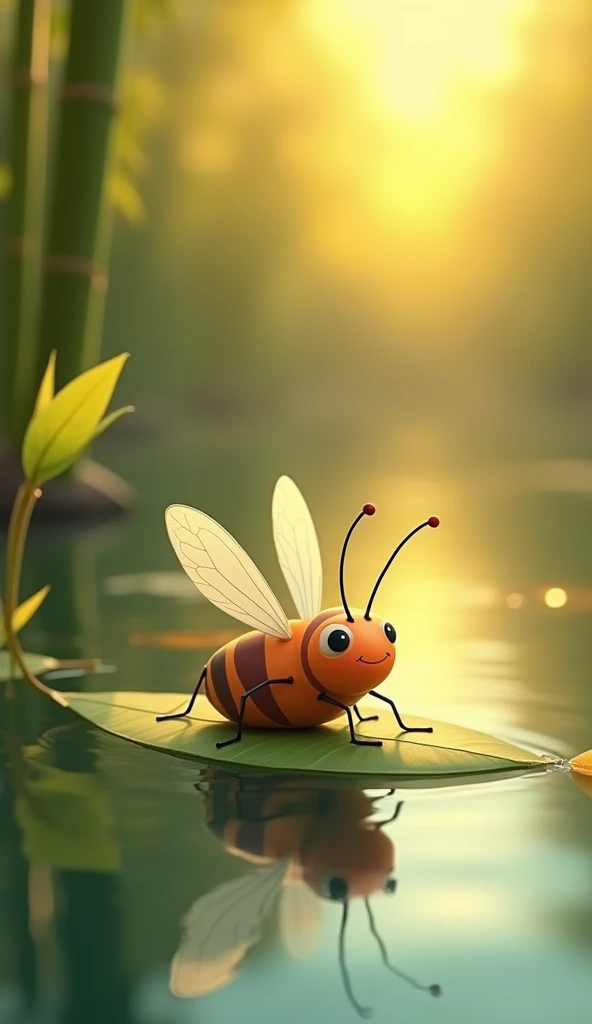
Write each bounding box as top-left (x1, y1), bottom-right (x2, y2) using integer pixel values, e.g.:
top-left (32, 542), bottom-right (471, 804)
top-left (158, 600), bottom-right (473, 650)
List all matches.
top-left (157, 476), bottom-right (439, 748)
top-left (169, 772), bottom-right (441, 1016)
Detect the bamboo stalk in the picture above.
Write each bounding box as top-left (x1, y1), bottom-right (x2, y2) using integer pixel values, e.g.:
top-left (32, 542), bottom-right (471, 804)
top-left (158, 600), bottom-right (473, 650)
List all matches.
top-left (35, 0), bottom-right (135, 396)
top-left (1, 0), bottom-right (50, 443)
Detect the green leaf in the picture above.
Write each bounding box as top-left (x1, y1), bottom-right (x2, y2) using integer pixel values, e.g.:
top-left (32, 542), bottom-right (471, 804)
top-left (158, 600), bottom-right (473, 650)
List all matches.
top-left (34, 351), bottom-right (56, 416)
top-left (93, 405), bottom-right (135, 441)
top-left (109, 169), bottom-right (147, 225)
top-left (22, 353), bottom-right (130, 484)
top-left (0, 587), bottom-right (51, 649)
top-left (12, 585), bottom-right (50, 634)
top-left (0, 651), bottom-right (59, 680)
top-left (57, 692), bottom-right (549, 783)
top-left (24, 405), bottom-right (136, 483)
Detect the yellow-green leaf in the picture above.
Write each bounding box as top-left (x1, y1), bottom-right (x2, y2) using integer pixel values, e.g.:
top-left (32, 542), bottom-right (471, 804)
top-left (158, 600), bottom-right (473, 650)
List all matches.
top-left (109, 170), bottom-right (146, 225)
top-left (23, 405), bottom-right (135, 482)
top-left (93, 405), bottom-right (135, 440)
top-left (22, 354), bottom-right (130, 484)
top-left (33, 351), bottom-right (56, 415)
top-left (0, 586), bottom-right (51, 649)
top-left (0, 651), bottom-right (59, 679)
top-left (13, 585), bottom-right (50, 633)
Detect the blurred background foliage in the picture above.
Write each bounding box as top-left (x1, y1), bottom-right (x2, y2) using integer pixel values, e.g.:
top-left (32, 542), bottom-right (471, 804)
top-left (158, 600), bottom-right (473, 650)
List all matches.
top-left (0, 0), bottom-right (170, 220)
top-left (1, 0), bottom-right (592, 456)
top-left (108, 0), bottom-right (592, 458)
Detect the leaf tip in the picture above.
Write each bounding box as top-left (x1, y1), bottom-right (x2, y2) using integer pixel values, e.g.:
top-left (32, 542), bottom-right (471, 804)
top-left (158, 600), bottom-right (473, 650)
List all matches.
top-left (32, 349), bottom-right (58, 418)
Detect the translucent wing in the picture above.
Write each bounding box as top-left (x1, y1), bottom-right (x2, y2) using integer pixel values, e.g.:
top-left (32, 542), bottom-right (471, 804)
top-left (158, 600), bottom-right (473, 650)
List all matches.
top-left (170, 861), bottom-right (288, 998)
top-left (272, 476), bottom-right (323, 620)
top-left (165, 505), bottom-right (292, 640)
top-left (278, 881), bottom-right (321, 959)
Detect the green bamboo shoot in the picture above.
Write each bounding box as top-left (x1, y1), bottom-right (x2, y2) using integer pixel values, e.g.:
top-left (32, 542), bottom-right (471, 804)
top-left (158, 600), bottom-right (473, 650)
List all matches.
top-left (1, 0), bottom-right (50, 443)
top-left (35, 0), bottom-right (135, 396)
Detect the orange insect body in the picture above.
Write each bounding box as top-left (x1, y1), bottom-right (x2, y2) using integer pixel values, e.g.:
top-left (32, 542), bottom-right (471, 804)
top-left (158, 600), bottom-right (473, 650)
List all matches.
top-left (205, 609), bottom-right (396, 729)
top-left (159, 476), bottom-right (439, 747)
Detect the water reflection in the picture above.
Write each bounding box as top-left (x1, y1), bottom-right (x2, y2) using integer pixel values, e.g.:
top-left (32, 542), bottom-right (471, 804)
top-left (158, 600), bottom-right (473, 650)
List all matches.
top-left (171, 771), bottom-right (440, 1017)
top-left (0, 703), bottom-right (131, 1023)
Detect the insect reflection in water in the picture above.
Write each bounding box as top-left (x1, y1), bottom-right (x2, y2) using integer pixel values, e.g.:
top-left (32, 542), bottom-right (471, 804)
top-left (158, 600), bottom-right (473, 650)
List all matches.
top-left (169, 773), bottom-right (441, 1018)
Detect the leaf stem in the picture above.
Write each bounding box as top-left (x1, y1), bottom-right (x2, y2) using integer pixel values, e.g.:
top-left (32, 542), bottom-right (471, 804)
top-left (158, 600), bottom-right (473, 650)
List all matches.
top-left (55, 658), bottom-right (102, 671)
top-left (4, 482), bottom-right (38, 623)
top-left (3, 481), bottom-right (57, 700)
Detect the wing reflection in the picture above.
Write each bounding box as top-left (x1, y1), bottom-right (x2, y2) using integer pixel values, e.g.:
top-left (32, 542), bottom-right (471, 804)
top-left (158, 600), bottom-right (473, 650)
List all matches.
top-left (171, 771), bottom-right (440, 1016)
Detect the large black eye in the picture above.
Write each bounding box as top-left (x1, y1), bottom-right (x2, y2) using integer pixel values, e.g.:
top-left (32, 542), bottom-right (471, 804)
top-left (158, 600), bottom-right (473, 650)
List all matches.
top-left (383, 622), bottom-right (397, 644)
top-left (319, 624), bottom-right (353, 657)
top-left (324, 876), bottom-right (348, 900)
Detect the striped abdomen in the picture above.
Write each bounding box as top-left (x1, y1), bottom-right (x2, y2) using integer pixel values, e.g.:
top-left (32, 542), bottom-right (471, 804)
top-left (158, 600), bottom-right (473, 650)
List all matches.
top-left (204, 783), bottom-right (322, 864)
top-left (204, 614), bottom-right (351, 729)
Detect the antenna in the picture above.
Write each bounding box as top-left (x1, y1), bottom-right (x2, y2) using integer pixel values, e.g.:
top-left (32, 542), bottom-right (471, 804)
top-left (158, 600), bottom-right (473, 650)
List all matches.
top-left (338, 900), bottom-right (373, 1018)
top-left (339, 504), bottom-right (376, 622)
top-left (364, 517), bottom-right (439, 620)
top-left (364, 899), bottom-right (441, 997)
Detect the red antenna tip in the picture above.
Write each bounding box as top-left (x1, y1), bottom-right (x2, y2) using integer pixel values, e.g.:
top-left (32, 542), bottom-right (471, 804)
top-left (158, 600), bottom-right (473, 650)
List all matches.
top-left (428, 516), bottom-right (440, 528)
top-left (363, 503), bottom-right (376, 516)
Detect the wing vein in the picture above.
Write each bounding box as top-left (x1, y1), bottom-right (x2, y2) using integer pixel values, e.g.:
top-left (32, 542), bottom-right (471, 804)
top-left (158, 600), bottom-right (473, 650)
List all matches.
top-left (272, 477), bottom-right (322, 620)
top-left (165, 504), bottom-right (292, 639)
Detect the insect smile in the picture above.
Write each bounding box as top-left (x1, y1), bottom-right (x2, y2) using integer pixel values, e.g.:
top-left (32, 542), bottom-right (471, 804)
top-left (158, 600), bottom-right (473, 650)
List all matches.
top-left (358, 653), bottom-right (391, 665)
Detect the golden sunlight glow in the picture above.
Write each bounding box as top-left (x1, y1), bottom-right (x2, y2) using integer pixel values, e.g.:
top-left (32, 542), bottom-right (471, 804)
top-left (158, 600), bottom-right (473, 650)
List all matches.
top-left (544, 587), bottom-right (568, 609)
top-left (303, 0), bottom-right (533, 122)
top-left (171, 0), bottom-right (562, 335)
top-left (506, 592), bottom-right (525, 609)
top-left (292, 0), bottom-right (537, 293)
top-left (180, 129), bottom-right (236, 177)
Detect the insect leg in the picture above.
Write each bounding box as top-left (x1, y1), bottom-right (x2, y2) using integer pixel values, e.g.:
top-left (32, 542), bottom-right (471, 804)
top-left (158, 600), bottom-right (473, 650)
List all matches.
top-left (374, 800), bottom-right (404, 829)
top-left (372, 789), bottom-right (396, 801)
top-left (156, 666), bottom-right (207, 721)
top-left (364, 898), bottom-right (441, 996)
top-left (216, 677), bottom-right (294, 750)
top-left (354, 704), bottom-right (379, 723)
top-left (318, 694), bottom-right (382, 747)
top-left (368, 690), bottom-right (433, 733)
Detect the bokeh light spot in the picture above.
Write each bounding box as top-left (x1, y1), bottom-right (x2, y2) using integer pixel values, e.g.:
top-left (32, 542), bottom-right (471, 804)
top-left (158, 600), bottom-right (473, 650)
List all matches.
top-left (544, 588), bottom-right (567, 609)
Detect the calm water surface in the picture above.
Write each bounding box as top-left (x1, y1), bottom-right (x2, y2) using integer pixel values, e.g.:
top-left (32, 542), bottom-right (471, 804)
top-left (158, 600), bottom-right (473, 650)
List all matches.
top-left (2, 433), bottom-right (592, 1024)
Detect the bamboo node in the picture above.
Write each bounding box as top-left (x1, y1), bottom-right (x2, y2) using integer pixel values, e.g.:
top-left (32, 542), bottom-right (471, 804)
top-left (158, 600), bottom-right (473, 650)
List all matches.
top-left (12, 68), bottom-right (46, 88)
top-left (62, 82), bottom-right (120, 114)
top-left (44, 254), bottom-right (109, 292)
top-left (7, 235), bottom-right (35, 256)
